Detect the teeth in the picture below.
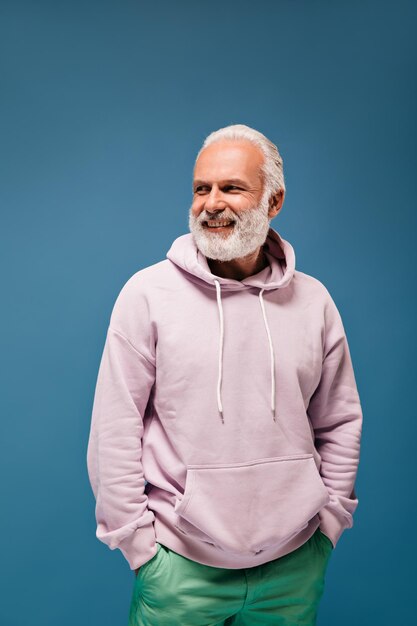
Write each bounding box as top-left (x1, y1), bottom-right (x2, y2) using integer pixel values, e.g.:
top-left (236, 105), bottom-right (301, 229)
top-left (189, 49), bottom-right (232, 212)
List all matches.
top-left (206, 221), bottom-right (233, 228)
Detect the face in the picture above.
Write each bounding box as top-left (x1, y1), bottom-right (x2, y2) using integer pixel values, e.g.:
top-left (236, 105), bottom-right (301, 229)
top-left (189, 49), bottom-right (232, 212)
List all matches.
top-left (188, 140), bottom-right (273, 262)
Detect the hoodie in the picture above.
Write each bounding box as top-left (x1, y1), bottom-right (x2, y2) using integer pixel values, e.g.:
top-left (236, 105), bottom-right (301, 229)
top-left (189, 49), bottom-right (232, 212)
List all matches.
top-left (86, 226), bottom-right (363, 571)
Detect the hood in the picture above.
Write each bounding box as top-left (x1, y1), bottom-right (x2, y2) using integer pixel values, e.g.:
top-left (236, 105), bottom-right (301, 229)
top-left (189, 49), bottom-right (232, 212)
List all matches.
top-left (166, 226), bottom-right (296, 423)
top-left (166, 226), bottom-right (296, 292)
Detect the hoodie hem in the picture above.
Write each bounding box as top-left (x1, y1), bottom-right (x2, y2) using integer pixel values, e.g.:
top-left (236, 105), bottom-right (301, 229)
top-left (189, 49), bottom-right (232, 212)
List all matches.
top-left (153, 512), bottom-right (322, 570)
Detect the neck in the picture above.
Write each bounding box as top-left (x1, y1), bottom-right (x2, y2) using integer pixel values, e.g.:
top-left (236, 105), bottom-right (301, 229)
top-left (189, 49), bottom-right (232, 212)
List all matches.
top-left (207, 246), bottom-right (269, 281)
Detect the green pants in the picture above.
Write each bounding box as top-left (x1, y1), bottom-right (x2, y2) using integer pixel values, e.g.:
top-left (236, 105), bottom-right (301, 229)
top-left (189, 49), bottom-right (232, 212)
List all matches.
top-left (128, 527), bottom-right (333, 626)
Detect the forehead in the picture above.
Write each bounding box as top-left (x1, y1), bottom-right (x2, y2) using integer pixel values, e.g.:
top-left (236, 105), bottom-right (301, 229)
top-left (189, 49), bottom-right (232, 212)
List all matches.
top-left (194, 140), bottom-right (264, 185)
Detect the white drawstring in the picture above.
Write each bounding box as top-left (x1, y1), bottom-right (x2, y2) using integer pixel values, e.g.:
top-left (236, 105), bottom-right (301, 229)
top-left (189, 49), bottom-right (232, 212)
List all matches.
top-left (258, 288), bottom-right (277, 421)
top-left (214, 280), bottom-right (225, 423)
top-left (213, 279), bottom-right (277, 423)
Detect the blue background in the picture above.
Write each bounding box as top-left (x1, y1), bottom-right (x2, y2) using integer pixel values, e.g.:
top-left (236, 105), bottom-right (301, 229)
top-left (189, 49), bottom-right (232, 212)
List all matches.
top-left (1, 1), bottom-right (416, 624)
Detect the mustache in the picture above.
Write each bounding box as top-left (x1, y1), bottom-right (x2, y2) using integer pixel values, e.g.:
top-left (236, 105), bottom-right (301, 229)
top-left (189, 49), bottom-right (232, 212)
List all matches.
top-left (197, 212), bottom-right (238, 224)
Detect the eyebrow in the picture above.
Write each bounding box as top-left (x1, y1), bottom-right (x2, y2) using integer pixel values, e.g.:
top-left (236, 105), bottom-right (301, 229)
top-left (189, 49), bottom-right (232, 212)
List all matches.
top-left (193, 178), bottom-right (249, 188)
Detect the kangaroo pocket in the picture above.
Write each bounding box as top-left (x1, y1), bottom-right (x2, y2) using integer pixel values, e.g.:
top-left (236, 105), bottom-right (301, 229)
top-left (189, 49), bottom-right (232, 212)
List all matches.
top-left (174, 453), bottom-right (331, 556)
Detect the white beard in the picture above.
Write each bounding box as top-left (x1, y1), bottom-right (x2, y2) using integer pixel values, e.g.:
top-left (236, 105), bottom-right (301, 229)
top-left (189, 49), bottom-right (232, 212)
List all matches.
top-left (188, 189), bottom-right (271, 262)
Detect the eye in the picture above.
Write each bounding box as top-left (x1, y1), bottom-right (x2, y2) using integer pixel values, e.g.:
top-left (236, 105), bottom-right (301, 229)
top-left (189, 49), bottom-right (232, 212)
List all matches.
top-left (224, 185), bottom-right (240, 191)
top-left (194, 186), bottom-right (209, 194)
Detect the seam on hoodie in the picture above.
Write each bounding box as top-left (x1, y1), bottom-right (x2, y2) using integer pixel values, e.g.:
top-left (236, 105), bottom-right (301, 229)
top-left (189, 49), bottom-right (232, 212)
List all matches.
top-left (108, 326), bottom-right (156, 368)
top-left (186, 453), bottom-right (314, 470)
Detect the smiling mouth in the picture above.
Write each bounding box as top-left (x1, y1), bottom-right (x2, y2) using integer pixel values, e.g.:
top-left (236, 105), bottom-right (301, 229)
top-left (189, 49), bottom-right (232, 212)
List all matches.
top-left (203, 220), bottom-right (235, 230)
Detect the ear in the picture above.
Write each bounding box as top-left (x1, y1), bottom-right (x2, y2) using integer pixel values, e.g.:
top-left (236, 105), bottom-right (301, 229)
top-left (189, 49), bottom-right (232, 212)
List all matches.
top-left (268, 189), bottom-right (285, 218)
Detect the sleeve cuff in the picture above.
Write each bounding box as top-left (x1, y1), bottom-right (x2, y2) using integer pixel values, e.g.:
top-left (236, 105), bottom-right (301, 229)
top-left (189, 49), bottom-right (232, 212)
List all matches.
top-left (117, 521), bottom-right (158, 570)
top-left (318, 504), bottom-right (354, 549)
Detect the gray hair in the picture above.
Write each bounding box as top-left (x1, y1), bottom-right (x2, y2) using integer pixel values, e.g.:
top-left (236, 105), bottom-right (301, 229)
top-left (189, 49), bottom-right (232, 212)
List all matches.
top-left (195, 124), bottom-right (286, 198)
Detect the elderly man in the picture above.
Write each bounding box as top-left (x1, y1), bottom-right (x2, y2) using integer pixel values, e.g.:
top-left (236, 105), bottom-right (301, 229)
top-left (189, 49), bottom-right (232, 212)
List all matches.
top-left (87, 124), bottom-right (363, 626)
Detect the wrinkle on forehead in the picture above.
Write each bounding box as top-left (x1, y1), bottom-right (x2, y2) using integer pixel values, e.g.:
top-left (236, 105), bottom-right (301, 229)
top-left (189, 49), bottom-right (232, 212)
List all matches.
top-left (194, 140), bottom-right (265, 189)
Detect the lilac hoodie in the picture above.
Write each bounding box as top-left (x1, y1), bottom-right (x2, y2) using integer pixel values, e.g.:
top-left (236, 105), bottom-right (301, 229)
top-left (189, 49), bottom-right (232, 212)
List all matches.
top-left (86, 226), bottom-right (363, 571)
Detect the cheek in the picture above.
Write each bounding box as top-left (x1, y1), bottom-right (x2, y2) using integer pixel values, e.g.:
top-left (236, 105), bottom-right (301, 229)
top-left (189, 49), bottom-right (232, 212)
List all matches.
top-left (232, 198), bottom-right (253, 213)
top-left (190, 200), bottom-right (203, 216)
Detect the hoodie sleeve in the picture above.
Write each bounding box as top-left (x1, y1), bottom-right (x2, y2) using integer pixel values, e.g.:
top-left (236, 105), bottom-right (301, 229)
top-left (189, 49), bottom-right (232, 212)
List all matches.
top-left (307, 289), bottom-right (363, 549)
top-left (86, 277), bottom-right (158, 570)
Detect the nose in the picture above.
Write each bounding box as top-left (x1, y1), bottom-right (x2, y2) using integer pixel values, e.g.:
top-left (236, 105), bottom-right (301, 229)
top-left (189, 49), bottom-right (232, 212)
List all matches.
top-left (204, 185), bottom-right (226, 213)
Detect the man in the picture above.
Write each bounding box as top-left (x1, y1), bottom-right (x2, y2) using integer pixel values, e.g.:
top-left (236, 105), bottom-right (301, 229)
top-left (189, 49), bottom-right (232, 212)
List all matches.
top-left (86, 124), bottom-right (363, 626)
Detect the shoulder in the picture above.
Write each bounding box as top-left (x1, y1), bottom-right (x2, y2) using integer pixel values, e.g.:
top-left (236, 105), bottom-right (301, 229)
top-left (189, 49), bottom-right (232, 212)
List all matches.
top-left (108, 260), bottom-right (172, 329)
top-left (114, 259), bottom-right (173, 300)
top-left (292, 270), bottom-right (343, 327)
top-left (293, 269), bottom-right (333, 302)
